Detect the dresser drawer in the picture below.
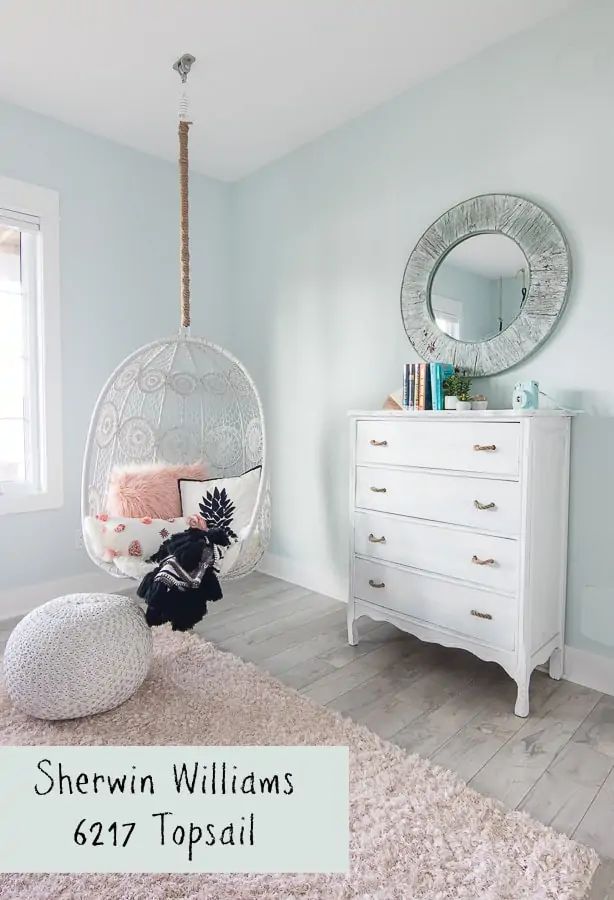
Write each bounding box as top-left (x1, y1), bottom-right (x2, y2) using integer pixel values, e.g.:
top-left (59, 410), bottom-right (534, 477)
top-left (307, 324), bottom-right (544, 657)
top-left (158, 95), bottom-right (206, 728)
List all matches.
top-left (355, 466), bottom-right (521, 535)
top-left (353, 558), bottom-right (515, 651)
top-left (354, 511), bottom-right (518, 594)
top-left (356, 420), bottom-right (520, 476)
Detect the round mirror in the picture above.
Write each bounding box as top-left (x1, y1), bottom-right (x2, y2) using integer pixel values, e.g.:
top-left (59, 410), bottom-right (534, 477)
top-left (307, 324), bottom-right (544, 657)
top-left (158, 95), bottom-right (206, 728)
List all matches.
top-left (429, 234), bottom-right (529, 343)
top-left (401, 194), bottom-right (570, 376)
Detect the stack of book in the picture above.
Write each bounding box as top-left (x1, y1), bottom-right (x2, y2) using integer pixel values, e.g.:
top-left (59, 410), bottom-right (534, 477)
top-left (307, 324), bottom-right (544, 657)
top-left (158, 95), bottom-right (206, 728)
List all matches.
top-left (403, 362), bottom-right (454, 411)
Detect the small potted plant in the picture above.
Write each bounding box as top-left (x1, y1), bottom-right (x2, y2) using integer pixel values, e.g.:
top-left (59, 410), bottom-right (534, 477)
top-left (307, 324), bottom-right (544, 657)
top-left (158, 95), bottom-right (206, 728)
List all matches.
top-left (443, 371), bottom-right (472, 410)
top-left (455, 373), bottom-right (473, 411)
top-left (443, 372), bottom-right (460, 410)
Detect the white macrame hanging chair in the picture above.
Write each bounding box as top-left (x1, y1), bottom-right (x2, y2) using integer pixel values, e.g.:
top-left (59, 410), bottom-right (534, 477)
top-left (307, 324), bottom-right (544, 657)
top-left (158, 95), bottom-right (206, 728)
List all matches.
top-left (82, 54), bottom-right (270, 581)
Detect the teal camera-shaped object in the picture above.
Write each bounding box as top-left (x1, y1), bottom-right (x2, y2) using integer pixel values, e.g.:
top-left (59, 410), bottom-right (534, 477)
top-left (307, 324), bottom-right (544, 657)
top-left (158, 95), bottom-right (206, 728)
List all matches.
top-left (512, 381), bottom-right (539, 410)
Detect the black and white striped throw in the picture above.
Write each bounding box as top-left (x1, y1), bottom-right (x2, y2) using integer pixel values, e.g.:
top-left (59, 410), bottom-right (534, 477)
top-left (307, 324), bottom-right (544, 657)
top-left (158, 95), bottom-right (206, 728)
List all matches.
top-left (153, 539), bottom-right (222, 592)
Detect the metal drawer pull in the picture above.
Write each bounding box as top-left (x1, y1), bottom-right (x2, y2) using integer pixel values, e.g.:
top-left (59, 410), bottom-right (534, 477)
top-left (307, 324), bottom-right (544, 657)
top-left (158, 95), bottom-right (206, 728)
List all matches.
top-left (474, 500), bottom-right (496, 510)
top-left (370, 486), bottom-right (387, 493)
top-left (470, 609), bottom-right (493, 620)
top-left (473, 443), bottom-right (496, 452)
top-left (368, 579), bottom-right (385, 588)
top-left (368, 534), bottom-right (386, 544)
top-left (472, 555), bottom-right (496, 566)
top-left (370, 439), bottom-right (388, 447)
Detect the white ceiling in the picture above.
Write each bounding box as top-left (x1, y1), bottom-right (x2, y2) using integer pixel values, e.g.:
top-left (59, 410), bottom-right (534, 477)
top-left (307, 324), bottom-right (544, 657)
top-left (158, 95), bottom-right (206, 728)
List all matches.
top-left (0, 0), bottom-right (575, 181)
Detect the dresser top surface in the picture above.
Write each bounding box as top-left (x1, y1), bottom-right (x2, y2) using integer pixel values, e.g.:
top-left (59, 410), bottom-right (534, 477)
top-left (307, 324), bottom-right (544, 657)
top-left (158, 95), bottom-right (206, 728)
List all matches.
top-left (348, 409), bottom-right (576, 420)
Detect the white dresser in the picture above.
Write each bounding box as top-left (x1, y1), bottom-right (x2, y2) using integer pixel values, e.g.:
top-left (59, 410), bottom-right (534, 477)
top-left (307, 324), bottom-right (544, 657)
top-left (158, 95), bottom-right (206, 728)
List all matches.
top-left (347, 410), bottom-right (573, 716)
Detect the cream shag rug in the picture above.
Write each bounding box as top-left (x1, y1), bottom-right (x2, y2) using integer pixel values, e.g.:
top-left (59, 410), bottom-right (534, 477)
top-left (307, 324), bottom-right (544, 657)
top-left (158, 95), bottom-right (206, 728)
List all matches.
top-left (0, 628), bottom-right (598, 900)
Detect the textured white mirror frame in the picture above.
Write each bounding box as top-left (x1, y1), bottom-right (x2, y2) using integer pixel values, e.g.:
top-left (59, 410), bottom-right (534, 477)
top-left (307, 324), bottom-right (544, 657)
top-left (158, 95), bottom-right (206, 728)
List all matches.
top-left (400, 194), bottom-right (571, 376)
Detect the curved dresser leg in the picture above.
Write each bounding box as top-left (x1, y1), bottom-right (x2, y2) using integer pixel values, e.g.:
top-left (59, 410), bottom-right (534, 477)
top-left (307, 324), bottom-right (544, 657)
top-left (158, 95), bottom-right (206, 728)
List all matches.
top-left (347, 605), bottom-right (359, 646)
top-left (549, 647), bottom-right (563, 681)
top-left (514, 674), bottom-right (530, 718)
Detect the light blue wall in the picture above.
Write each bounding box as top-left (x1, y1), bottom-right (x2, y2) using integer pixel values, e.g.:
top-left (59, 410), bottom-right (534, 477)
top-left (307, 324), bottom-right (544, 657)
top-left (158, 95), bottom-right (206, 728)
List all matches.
top-left (230, 0), bottom-right (614, 659)
top-left (0, 100), bottom-right (231, 591)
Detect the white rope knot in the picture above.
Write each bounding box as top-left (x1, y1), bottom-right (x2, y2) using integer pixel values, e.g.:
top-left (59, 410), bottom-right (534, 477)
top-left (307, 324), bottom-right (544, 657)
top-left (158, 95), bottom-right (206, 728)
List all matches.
top-left (179, 88), bottom-right (190, 122)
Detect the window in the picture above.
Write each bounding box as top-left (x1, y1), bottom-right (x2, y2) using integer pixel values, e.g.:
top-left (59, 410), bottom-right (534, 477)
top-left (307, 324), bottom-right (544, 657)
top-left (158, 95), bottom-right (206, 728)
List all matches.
top-left (0, 177), bottom-right (61, 515)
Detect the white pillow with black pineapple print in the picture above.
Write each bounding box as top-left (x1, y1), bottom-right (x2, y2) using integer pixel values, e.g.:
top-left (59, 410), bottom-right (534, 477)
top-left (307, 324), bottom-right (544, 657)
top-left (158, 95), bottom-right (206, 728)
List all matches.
top-left (179, 466), bottom-right (261, 575)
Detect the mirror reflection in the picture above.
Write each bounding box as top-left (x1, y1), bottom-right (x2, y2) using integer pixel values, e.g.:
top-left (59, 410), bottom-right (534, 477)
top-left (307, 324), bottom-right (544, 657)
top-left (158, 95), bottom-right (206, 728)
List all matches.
top-left (429, 234), bottom-right (529, 342)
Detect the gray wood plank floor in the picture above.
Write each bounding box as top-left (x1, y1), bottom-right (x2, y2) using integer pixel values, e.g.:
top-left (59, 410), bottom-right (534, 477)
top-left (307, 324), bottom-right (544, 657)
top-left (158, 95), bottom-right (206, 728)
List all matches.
top-left (1, 570), bottom-right (613, 897)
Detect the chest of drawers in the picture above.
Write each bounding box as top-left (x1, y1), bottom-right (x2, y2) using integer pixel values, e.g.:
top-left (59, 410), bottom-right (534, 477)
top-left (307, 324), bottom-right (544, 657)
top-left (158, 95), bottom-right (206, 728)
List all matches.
top-left (347, 410), bottom-right (573, 716)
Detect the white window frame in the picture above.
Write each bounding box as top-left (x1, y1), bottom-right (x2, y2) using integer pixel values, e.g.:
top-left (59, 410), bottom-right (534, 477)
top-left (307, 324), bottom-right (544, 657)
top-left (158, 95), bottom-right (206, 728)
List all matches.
top-left (0, 176), bottom-right (62, 515)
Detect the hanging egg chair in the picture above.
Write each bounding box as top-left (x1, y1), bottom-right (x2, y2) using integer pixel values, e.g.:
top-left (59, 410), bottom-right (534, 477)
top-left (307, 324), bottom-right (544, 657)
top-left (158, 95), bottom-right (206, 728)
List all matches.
top-left (82, 54), bottom-right (270, 581)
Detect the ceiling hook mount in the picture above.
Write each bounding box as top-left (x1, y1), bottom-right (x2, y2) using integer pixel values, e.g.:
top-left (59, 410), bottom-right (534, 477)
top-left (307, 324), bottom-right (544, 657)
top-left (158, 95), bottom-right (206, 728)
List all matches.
top-left (173, 53), bottom-right (196, 84)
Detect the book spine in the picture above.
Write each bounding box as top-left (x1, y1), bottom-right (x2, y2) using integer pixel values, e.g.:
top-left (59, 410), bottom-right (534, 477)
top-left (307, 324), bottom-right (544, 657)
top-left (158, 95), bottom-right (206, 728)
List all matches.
top-left (403, 363), bottom-right (410, 408)
top-left (430, 364), bottom-right (438, 411)
top-left (419, 363), bottom-right (427, 410)
top-left (408, 364), bottom-right (415, 409)
top-left (424, 363), bottom-right (433, 409)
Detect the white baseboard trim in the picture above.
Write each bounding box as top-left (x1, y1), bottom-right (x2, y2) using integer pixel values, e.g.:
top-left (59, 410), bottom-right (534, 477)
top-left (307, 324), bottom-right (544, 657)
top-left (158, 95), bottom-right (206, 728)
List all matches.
top-left (258, 552), bottom-right (347, 602)
top-left (0, 571), bottom-right (133, 621)
top-left (563, 645), bottom-right (614, 697)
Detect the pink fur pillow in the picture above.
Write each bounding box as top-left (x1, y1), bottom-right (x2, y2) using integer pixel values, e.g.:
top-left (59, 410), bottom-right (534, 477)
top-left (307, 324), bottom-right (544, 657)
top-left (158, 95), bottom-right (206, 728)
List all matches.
top-left (107, 461), bottom-right (206, 519)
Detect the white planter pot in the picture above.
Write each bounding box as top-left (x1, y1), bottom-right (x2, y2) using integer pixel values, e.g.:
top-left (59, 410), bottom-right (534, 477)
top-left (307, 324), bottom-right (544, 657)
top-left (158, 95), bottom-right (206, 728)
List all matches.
top-left (456, 400), bottom-right (472, 411)
top-left (444, 396), bottom-right (458, 410)
top-left (471, 400), bottom-right (488, 411)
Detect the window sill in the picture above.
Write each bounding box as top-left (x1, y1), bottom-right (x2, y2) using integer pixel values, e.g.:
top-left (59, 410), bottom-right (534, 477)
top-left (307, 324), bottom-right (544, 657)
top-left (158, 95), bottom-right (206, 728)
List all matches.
top-left (0, 487), bottom-right (63, 516)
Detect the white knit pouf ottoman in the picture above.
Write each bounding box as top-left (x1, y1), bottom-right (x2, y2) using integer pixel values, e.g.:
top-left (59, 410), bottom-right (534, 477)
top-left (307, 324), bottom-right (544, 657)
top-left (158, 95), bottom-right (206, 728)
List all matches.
top-left (3, 593), bottom-right (153, 720)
